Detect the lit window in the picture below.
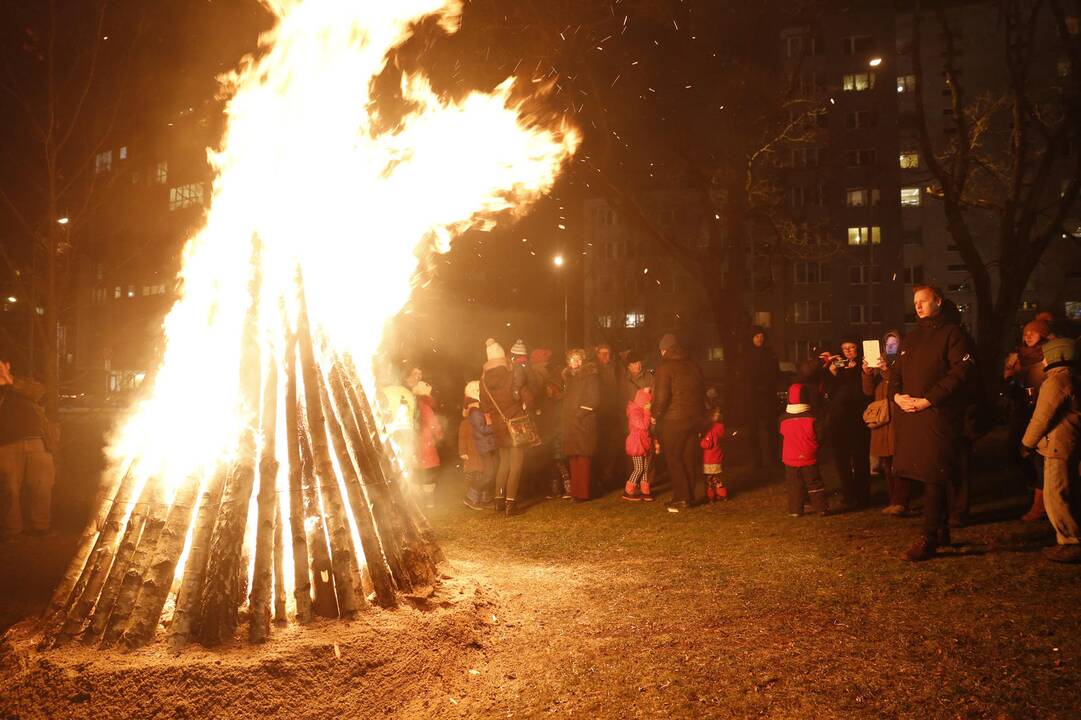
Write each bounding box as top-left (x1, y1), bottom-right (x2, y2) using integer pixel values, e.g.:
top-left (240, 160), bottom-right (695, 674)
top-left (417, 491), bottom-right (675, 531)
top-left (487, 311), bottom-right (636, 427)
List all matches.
top-left (847, 226), bottom-right (882, 246)
top-left (846, 188), bottom-right (880, 207)
top-left (899, 151), bottom-right (920, 169)
top-left (624, 312), bottom-right (646, 328)
top-left (114, 286), bottom-right (121, 299)
top-left (95, 151), bottom-right (112, 174)
top-left (154, 161), bottom-right (168, 184)
top-left (754, 311), bottom-right (772, 328)
top-left (843, 72), bottom-right (875, 91)
top-left (896, 74), bottom-right (916, 93)
top-left (707, 347), bottom-right (725, 361)
top-left (127, 286), bottom-right (135, 298)
top-left (900, 187), bottom-right (921, 206)
top-left (119, 146), bottom-right (128, 160)
top-left (169, 183), bottom-right (205, 211)
top-left (597, 314), bottom-right (613, 329)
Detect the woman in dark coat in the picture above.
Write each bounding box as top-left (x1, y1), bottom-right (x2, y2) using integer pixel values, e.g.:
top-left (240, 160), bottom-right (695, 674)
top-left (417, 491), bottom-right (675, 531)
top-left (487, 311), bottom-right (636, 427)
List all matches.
top-left (481, 339), bottom-right (527, 516)
top-left (862, 330), bottom-right (906, 514)
top-left (889, 287), bottom-right (975, 561)
top-left (561, 348), bottom-right (600, 501)
top-left (826, 338), bottom-right (871, 509)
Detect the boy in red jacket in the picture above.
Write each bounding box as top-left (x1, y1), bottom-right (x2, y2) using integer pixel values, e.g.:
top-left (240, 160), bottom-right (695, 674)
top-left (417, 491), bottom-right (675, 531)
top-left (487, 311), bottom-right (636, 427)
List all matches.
top-left (779, 383), bottom-right (828, 516)
top-left (700, 407), bottom-right (727, 501)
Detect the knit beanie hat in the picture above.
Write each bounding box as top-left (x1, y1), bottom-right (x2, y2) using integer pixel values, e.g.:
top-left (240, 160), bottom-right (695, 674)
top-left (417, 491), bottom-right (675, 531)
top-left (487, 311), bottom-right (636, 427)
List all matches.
top-left (464, 380), bottom-right (480, 401)
top-left (413, 381), bottom-right (432, 397)
top-left (785, 383), bottom-right (812, 413)
top-left (1042, 338), bottom-right (1076, 365)
top-left (485, 338), bottom-right (506, 361)
top-left (1023, 319), bottom-right (1051, 339)
top-left (510, 339), bottom-right (528, 356)
top-left (530, 348), bottom-right (552, 365)
top-left (658, 333), bottom-right (678, 353)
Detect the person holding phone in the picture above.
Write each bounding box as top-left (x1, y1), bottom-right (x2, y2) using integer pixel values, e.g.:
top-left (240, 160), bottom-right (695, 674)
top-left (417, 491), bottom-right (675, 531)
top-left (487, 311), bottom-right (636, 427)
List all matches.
top-left (826, 338), bottom-right (871, 510)
top-left (863, 331), bottom-right (906, 515)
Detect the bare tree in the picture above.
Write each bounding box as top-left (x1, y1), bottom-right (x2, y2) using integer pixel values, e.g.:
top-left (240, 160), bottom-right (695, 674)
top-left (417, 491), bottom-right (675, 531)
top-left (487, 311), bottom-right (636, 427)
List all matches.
top-left (910, 0), bottom-right (1081, 397)
top-left (0, 0), bottom-right (142, 418)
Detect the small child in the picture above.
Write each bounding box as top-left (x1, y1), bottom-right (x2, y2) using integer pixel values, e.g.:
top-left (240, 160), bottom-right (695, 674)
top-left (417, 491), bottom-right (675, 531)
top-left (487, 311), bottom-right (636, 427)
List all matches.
top-left (459, 381), bottom-right (495, 510)
top-left (413, 381), bottom-right (443, 509)
top-left (1021, 339), bottom-right (1081, 564)
top-left (624, 388), bottom-right (654, 501)
top-left (779, 383), bottom-right (828, 516)
top-left (700, 407), bottom-right (726, 501)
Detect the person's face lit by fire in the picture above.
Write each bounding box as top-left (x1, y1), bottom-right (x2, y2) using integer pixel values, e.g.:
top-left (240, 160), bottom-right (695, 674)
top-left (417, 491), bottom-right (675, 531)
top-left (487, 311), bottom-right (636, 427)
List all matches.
top-left (568, 354), bottom-right (583, 370)
top-left (596, 347), bottom-right (611, 365)
top-left (885, 335), bottom-right (900, 356)
top-left (405, 367), bottom-right (422, 388)
top-left (627, 360), bottom-right (642, 377)
top-left (752, 332), bottom-right (765, 348)
top-left (841, 342), bottom-right (858, 361)
top-left (1023, 329), bottom-right (1043, 347)
top-left (913, 288), bottom-right (941, 320)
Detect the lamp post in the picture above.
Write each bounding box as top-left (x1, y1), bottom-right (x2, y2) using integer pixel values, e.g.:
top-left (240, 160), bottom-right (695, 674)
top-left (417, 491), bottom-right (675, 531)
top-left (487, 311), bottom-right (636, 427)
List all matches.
top-left (553, 254), bottom-right (567, 352)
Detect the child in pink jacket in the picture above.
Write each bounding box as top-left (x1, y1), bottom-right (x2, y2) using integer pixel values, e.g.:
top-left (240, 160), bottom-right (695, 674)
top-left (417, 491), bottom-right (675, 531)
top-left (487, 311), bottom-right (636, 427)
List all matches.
top-left (700, 407), bottom-right (727, 501)
top-left (624, 388), bottom-right (654, 501)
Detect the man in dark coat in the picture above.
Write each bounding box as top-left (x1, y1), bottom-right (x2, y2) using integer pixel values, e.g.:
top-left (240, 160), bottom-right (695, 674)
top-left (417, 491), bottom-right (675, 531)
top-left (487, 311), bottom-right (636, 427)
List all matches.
top-left (561, 349), bottom-right (600, 501)
top-left (652, 333), bottom-right (705, 510)
top-left (593, 344), bottom-right (621, 490)
top-left (889, 286), bottom-right (975, 561)
top-left (745, 327), bottom-right (781, 470)
top-left (827, 338), bottom-right (872, 509)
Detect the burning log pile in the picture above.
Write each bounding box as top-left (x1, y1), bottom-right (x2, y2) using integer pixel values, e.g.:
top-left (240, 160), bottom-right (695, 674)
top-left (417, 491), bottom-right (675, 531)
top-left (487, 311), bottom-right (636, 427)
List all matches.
top-left (38, 274), bottom-right (442, 650)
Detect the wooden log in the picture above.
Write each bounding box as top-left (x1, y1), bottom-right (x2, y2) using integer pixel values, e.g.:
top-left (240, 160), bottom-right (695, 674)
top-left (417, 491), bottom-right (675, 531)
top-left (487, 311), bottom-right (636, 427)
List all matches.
top-left (283, 332), bottom-right (314, 623)
top-left (101, 478), bottom-right (169, 647)
top-left (121, 473), bottom-right (201, 649)
top-left (317, 368), bottom-right (398, 607)
top-left (80, 478), bottom-right (155, 645)
top-left (295, 339), bottom-right (362, 617)
top-left (297, 423), bottom-right (339, 619)
top-left (40, 462), bottom-right (132, 636)
top-left (194, 243), bottom-right (263, 646)
top-left (48, 466), bottom-right (142, 647)
top-left (326, 362), bottom-right (412, 592)
top-left (249, 359), bottom-right (280, 643)
top-left (167, 466), bottom-right (226, 650)
top-left (272, 500), bottom-right (287, 624)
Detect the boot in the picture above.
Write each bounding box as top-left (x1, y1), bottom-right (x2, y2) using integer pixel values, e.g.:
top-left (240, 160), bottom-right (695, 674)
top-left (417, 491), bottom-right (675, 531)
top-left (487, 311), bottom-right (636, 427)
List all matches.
top-left (808, 488), bottom-right (829, 516)
top-left (901, 537), bottom-right (938, 561)
top-left (706, 485), bottom-right (716, 503)
top-left (622, 481), bottom-right (641, 502)
top-left (505, 499), bottom-right (522, 517)
top-left (716, 483), bottom-right (728, 501)
top-left (1021, 489), bottom-right (1046, 522)
top-left (640, 481), bottom-right (654, 502)
top-left (493, 496), bottom-right (506, 513)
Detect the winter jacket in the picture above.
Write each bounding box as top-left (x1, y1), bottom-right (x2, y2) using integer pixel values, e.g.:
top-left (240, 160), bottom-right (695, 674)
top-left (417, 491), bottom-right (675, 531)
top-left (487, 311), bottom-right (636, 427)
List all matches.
top-left (652, 346), bottom-right (705, 425)
top-left (466, 404), bottom-right (496, 455)
top-left (745, 344), bottom-right (781, 418)
top-left (862, 365), bottom-right (896, 457)
top-left (1022, 363), bottom-right (1080, 459)
top-left (625, 389), bottom-right (653, 457)
top-left (0, 380), bottom-right (47, 447)
top-left (481, 360), bottom-right (525, 449)
top-left (561, 363), bottom-right (600, 457)
top-left (699, 421), bottom-right (726, 466)
top-left (415, 396), bottom-right (443, 470)
top-left (888, 314), bottom-right (975, 485)
top-left (458, 411), bottom-right (483, 473)
top-left (828, 362), bottom-right (870, 432)
top-left (779, 405), bottom-right (823, 468)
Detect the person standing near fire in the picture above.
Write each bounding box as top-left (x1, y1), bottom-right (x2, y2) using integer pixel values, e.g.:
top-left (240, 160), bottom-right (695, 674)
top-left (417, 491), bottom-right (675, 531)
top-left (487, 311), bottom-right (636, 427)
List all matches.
top-left (652, 333), bottom-right (705, 511)
top-left (0, 351), bottom-right (56, 540)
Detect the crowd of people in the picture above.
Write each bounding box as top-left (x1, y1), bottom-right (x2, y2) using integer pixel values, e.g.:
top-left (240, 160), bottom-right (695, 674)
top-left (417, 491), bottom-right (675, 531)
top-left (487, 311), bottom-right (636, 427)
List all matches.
top-left (384, 285), bottom-right (1081, 565)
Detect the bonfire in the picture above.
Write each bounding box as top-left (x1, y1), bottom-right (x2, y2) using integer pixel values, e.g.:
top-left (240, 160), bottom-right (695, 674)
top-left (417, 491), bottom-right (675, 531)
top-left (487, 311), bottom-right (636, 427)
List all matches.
top-left (38, 0), bottom-right (578, 650)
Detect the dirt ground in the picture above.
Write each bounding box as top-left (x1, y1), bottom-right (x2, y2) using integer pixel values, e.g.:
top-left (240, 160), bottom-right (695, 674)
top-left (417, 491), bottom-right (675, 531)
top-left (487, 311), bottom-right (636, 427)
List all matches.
top-left (2, 424), bottom-right (1081, 719)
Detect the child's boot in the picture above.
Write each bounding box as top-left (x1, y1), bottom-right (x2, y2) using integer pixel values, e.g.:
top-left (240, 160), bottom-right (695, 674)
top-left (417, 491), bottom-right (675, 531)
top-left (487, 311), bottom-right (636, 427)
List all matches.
top-left (622, 481), bottom-right (641, 501)
top-left (716, 483), bottom-right (728, 501)
top-left (640, 480), bottom-right (654, 502)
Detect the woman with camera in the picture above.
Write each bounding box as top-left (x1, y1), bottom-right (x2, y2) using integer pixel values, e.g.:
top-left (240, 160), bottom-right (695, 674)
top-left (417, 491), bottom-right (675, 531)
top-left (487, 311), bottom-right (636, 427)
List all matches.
top-left (824, 339), bottom-right (872, 510)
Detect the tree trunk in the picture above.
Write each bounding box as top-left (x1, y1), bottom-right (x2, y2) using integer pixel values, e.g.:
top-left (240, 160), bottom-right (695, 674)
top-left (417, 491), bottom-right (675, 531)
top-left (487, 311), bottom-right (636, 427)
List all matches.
top-left (121, 473), bottom-right (201, 648)
top-left (249, 360), bottom-right (280, 643)
top-left (297, 425), bottom-right (340, 619)
top-left (283, 333), bottom-right (314, 623)
top-left (167, 466), bottom-right (226, 650)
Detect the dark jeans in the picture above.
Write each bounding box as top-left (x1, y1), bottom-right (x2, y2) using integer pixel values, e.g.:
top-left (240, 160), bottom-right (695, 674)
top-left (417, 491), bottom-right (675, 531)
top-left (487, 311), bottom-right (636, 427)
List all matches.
top-left (660, 419), bottom-right (701, 503)
top-left (833, 425), bottom-right (871, 507)
top-left (746, 407), bottom-right (779, 468)
top-left (785, 464), bottom-right (826, 515)
top-left (922, 482), bottom-right (950, 542)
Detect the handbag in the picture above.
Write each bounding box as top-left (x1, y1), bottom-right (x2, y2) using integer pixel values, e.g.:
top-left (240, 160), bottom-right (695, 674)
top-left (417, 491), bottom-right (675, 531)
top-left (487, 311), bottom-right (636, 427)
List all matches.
top-left (862, 398), bottom-right (890, 429)
top-left (482, 378), bottom-right (541, 448)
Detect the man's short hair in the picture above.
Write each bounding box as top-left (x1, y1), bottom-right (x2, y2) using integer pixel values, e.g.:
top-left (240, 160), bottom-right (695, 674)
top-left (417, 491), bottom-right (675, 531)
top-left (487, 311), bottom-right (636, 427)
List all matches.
top-left (911, 284), bottom-right (943, 301)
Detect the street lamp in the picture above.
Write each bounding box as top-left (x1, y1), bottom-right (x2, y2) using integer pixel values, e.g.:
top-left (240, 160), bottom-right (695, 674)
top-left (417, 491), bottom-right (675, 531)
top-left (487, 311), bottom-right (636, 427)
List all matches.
top-left (868, 56), bottom-right (883, 67)
top-left (57, 217), bottom-right (69, 225)
top-left (553, 254), bottom-right (567, 352)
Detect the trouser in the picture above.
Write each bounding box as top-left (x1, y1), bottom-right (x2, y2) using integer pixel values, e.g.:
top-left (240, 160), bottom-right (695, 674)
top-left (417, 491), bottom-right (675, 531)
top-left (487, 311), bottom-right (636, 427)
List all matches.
top-left (0, 438), bottom-right (55, 535)
top-left (786, 464), bottom-right (826, 515)
top-left (880, 456), bottom-right (910, 508)
top-left (705, 472), bottom-right (726, 500)
top-left (480, 451), bottom-right (497, 503)
top-left (1043, 456), bottom-right (1081, 545)
top-left (495, 445), bottom-right (524, 501)
top-left (568, 455), bottom-right (591, 499)
top-left (833, 426), bottom-right (871, 507)
top-left (660, 419), bottom-right (700, 503)
top-left (747, 407), bottom-right (778, 468)
top-left (627, 455), bottom-right (651, 492)
top-left (922, 482), bottom-right (950, 543)
top-left (552, 459), bottom-right (571, 496)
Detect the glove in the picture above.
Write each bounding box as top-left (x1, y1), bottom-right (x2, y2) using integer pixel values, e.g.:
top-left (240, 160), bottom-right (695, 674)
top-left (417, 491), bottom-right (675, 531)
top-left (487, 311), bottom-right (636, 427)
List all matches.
top-left (1019, 444), bottom-right (1033, 459)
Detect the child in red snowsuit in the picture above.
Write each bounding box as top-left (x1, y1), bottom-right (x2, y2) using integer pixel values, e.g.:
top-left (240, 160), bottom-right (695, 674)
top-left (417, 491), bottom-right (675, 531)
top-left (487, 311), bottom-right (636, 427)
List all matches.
top-left (413, 381), bottom-right (444, 508)
top-left (700, 407), bottom-right (727, 501)
top-left (779, 383), bottom-right (828, 516)
top-left (623, 388), bottom-right (654, 501)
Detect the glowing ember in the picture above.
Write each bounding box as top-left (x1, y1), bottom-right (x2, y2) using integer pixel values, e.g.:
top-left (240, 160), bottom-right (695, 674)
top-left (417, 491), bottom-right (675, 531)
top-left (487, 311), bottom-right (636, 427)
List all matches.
top-left (43, 0), bottom-right (578, 649)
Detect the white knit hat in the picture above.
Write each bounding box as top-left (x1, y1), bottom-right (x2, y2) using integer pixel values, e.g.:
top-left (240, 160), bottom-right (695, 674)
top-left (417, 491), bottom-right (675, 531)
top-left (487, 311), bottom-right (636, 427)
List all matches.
top-left (510, 339), bottom-right (527, 356)
top-left (413, 381), bottom-right (432, 397)
top-left (464, 380), bottom-right (480, 401)
top-left (486, 338), bottom-right (506, 361)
